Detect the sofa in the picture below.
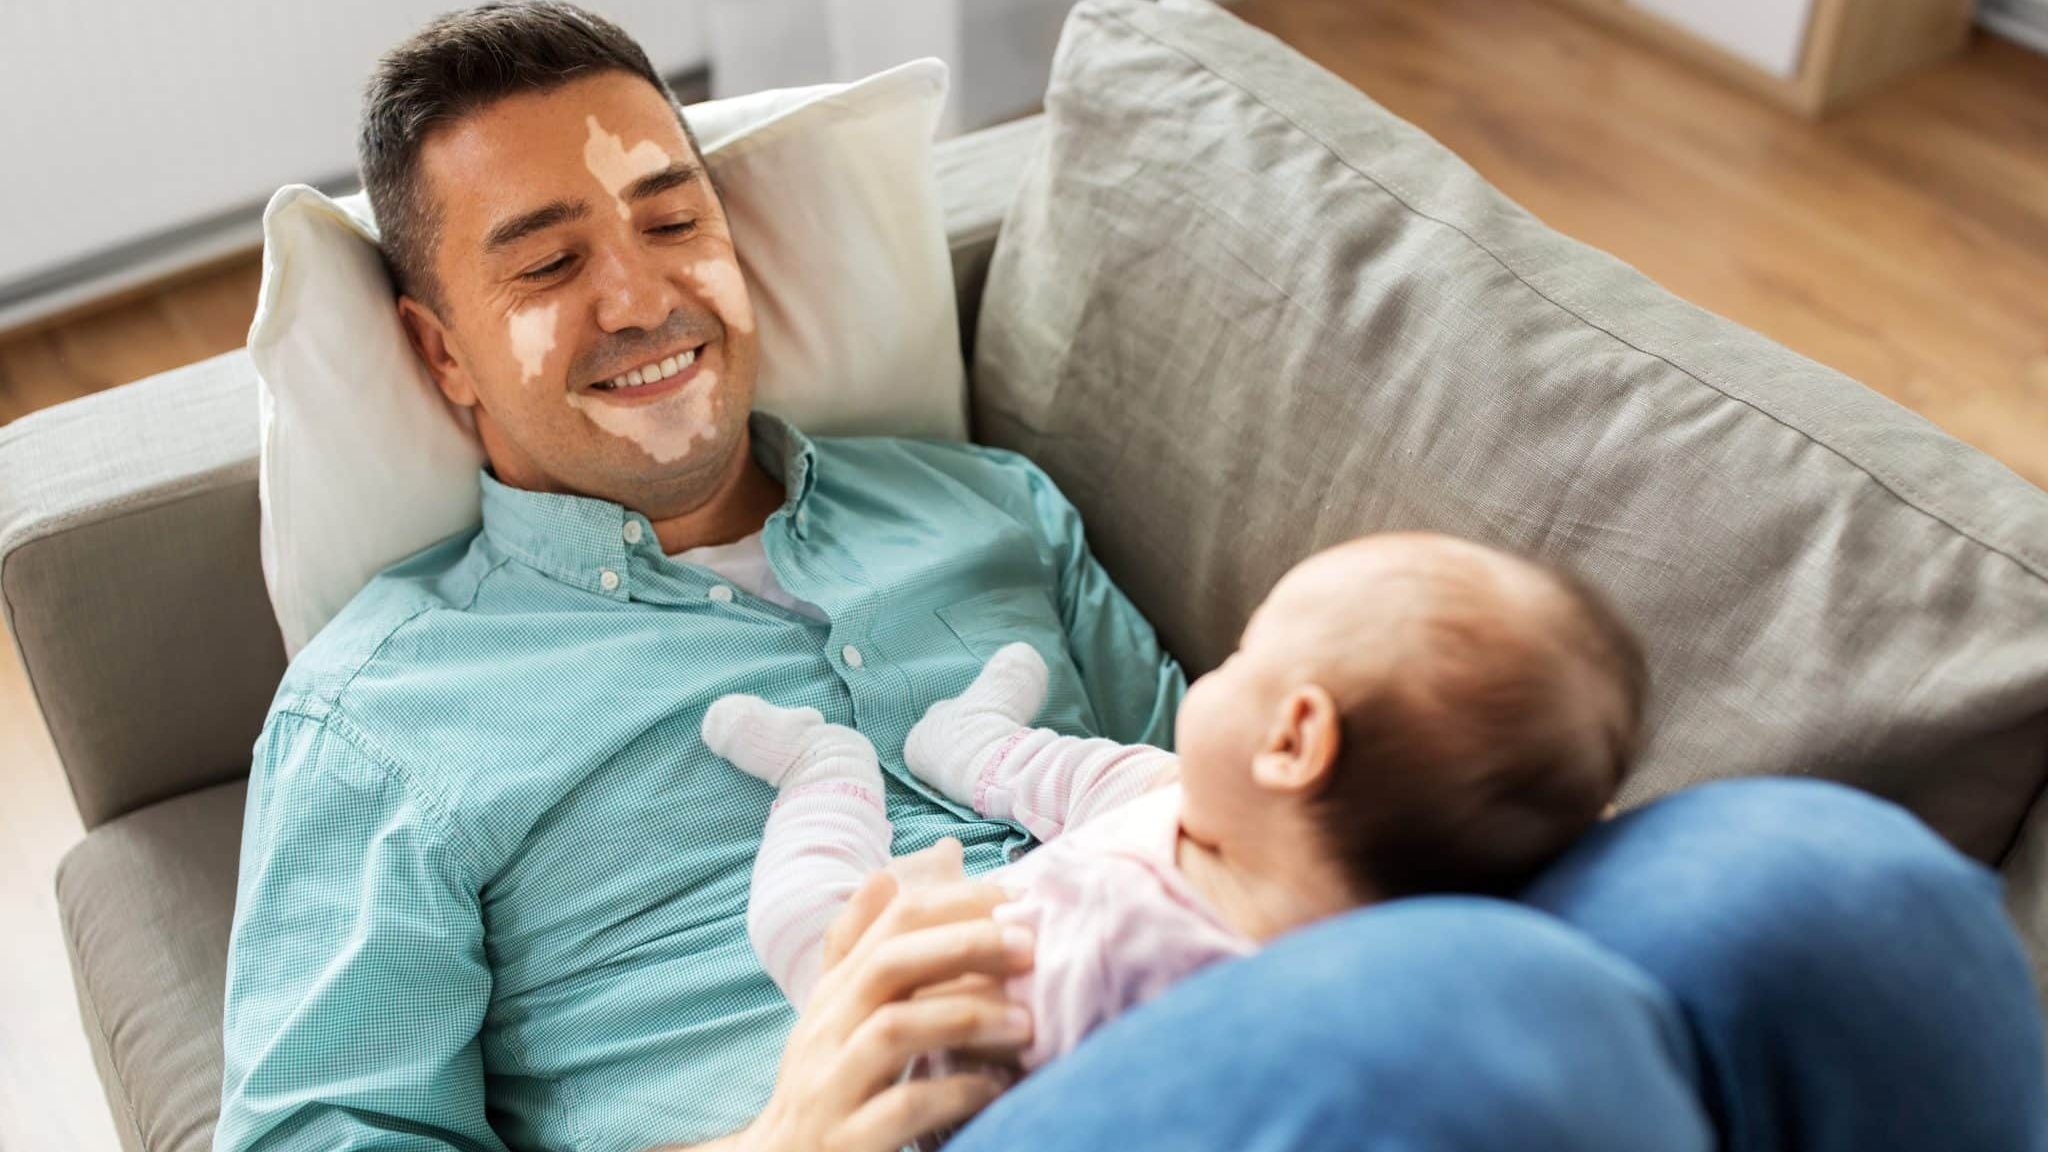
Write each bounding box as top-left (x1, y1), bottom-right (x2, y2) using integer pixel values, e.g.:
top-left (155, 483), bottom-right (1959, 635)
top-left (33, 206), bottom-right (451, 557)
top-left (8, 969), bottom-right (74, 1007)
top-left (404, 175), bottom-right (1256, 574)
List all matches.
top-left (4, 3), bottom-right (2046, 1150)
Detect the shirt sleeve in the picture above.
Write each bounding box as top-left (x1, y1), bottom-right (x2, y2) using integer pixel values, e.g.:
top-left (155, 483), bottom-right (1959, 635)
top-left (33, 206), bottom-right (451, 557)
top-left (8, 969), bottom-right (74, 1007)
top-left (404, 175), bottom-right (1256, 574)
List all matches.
top-left (1018, 462), bottom-right (1189, 750)
top-left (214, 709), bottom-right (508, 1152)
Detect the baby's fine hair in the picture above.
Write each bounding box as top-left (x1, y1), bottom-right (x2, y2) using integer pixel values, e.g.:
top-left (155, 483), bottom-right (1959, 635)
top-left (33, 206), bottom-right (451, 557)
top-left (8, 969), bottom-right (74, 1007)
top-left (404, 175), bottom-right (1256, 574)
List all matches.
top-left (1310, 560), bottom-right (1647, 900)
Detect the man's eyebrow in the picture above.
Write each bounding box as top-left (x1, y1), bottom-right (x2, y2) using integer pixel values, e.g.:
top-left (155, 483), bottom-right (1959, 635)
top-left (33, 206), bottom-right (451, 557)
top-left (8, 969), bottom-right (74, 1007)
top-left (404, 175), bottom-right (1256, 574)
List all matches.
top-left (483, 199), bottom-right (591, 254)
top-left (622, 161), bottom-right (702, 203)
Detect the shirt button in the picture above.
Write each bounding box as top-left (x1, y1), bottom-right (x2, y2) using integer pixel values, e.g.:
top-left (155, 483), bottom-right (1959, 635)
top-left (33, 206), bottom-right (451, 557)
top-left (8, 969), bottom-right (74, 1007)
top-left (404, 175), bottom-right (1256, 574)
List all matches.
top-left (622, 520), bottom-right (643, 545)
top-left (841, 644), bottom-right (864, 669)
top-left (599, 569), bottom-right (620, 592)
top-left (708, 585), bottom-right (734, 603)
top-left (796, 509), bottom-right (810, 533)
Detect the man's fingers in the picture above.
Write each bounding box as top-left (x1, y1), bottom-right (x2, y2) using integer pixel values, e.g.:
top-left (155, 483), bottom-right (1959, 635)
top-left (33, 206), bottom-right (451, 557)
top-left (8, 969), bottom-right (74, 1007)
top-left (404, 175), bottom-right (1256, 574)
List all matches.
top-left (910, 971), bottom-right (1006, 1002)
top-left (813, 992), bottom-right (1028, 1122)
top-left (839, 994), bottom-right (1031, 1103)
top-left (843, 918), bottom-right (1035, 1020)
top-left (822, 845), bottom-right (987, 977)
top-left (773, 871), bottom-right (1028, 1152)
top-left (823, 870), bottom-right (899, 970)
top-left (906, 975), bottom-right (1022, 1064)
top-left (872, 881), bottom-right (1011, 937)
top-left (830, 880), bottom-right (1011, 978)
top-left (811, 879), bottom-right (1018, 1047)
top-left (889, 836), bottom-right (966, 891)
top-left (833, 1072), bottom-right (1007, 1152)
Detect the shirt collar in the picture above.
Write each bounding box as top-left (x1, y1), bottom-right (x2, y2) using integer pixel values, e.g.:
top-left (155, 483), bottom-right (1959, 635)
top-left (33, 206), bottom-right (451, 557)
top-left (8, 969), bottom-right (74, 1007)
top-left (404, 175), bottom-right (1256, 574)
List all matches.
top-left (479, 409), bottom-right (819, 597)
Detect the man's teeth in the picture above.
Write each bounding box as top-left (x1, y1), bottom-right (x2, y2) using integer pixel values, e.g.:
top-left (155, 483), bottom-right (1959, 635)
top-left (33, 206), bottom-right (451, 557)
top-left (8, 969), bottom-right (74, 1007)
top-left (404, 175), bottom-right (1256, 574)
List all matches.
top-left (594, 347), bottom-right (697, 391)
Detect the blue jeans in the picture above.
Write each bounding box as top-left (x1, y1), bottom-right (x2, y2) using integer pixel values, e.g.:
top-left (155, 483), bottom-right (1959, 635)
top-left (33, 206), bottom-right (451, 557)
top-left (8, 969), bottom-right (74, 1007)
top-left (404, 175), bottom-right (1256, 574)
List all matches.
top-left (950, 778), bottom-right (2047, 1151)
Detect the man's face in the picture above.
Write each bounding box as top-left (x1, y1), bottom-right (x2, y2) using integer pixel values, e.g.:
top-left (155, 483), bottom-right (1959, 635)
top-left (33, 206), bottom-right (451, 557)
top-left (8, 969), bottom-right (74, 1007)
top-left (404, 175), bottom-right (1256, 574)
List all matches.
top-left (400, 70), bottom-right (759, 515)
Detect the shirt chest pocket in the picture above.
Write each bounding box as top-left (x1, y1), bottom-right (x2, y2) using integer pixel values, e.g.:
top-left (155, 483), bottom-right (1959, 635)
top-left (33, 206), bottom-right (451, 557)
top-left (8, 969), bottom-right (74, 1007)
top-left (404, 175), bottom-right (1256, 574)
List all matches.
top-left (937, 586), bottom-right (1062, 652)
top-left (935, 587), bottom-right (1098, 734)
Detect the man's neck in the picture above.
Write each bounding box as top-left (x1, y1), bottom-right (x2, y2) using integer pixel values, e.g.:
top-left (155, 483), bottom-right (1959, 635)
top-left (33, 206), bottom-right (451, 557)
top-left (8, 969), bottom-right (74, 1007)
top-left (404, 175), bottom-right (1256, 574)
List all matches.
top-left (646, 424), bottom-right (787, 554)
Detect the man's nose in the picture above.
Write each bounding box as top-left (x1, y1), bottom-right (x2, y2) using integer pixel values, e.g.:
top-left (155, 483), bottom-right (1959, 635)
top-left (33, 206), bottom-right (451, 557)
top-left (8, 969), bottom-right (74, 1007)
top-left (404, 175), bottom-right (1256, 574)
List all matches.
top-left (589, 242), bottom-right (683, 334)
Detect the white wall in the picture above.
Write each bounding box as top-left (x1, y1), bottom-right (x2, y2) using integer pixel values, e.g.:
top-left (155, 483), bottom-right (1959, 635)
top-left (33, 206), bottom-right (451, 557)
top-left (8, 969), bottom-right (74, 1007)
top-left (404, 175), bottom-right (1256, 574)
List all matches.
top-left (1630, 0), bottom-right (1816, 79)
top-left (1982, 0), bottom-right (2048, 54)
top-left (0, 1), bottom-right (708, 288)
top-left (704, 0), bottom-right (1072, 137)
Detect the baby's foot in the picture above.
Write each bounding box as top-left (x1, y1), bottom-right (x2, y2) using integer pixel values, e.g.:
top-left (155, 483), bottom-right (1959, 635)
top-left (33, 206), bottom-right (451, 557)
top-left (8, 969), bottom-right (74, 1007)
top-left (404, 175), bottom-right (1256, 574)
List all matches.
top-left (702, 695), bottom-right (880, 793)
top-left (905, 642), bottom-right (1049, 804)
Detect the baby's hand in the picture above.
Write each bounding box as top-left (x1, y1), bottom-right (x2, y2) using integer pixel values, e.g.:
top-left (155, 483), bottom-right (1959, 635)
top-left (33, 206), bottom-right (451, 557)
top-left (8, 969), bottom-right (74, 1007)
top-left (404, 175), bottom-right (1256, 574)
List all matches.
top-left (904, 642), bottom-right (1050, 805)
top-left (702, 694), bottom-right (879, 792)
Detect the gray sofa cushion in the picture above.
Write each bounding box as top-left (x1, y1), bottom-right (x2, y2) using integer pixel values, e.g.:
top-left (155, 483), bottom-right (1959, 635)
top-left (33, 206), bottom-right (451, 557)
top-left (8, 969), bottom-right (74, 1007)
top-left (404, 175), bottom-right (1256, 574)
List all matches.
top-left (971, 0), bottom-right (2048, 871)
top-left (57, 780), bottom-right (245, 1152)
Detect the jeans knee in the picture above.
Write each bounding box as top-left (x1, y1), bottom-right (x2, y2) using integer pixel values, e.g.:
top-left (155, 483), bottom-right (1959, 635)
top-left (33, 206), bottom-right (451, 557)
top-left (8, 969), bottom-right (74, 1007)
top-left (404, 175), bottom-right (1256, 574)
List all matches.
top-left (1682, 776), bottom-right (1981, 883)
top-left (1533, 777), bottom-right (2005, 967)
top-left (955, 898), bottom-right (1712, 1152)
top-left (1249, 899), bottom-right (1704, 1086)
top-left (1523, 777), bottom-right (2046, 1152)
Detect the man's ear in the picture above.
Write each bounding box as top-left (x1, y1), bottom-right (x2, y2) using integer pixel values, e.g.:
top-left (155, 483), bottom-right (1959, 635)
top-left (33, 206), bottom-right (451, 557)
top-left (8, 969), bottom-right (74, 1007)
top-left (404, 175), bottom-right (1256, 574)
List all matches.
top-left (1251, 684), bottom-right (1341, 797)
top-left (398, 294), bottom-right (479, 408)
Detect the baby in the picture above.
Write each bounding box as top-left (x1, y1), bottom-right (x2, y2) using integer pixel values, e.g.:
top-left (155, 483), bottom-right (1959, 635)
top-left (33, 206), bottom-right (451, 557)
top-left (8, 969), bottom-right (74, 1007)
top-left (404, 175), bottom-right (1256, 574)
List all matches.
top-left (700, 531), bottom-right (1647, 1071)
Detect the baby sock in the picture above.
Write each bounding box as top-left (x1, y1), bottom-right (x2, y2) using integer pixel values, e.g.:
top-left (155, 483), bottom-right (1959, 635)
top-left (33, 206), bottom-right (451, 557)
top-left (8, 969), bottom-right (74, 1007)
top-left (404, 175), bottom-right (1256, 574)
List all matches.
top-left (702, 695), bottom-right (881, 795)
top-left (905, 642), bottom-right (1050, 804)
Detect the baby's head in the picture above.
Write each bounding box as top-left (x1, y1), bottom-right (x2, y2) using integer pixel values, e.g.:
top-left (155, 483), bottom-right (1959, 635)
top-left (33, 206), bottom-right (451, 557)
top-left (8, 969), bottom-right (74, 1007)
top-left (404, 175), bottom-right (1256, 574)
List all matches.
top-left (1175, 532), bottom-right (1645, 913)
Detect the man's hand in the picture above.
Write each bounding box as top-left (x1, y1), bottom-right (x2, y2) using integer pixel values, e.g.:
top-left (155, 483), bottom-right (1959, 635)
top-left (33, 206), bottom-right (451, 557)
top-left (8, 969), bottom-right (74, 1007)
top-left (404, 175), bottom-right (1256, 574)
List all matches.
top-left (737, 839), bottom-right (1035, 1152)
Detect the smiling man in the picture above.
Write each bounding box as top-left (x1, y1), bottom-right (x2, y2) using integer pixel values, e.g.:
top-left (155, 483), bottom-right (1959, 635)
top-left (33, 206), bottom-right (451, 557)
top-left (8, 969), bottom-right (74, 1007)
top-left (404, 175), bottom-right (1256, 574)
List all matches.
top-left (214, 4), bottom-right (2048, 1152)
top-left (215, 4), bottom-right (1184, 1150)
top-left (389, 54), bottom-right (766, 536)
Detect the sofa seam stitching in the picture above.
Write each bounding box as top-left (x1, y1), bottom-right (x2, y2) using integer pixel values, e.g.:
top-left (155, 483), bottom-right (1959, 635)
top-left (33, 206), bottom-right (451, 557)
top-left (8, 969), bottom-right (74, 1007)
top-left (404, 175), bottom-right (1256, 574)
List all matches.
top-left (0, 458), bottom-right (255, 560)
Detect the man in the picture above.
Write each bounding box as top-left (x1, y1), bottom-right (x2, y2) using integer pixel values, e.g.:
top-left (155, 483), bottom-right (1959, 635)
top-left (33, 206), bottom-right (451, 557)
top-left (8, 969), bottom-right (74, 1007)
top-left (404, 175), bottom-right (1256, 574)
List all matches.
top-left (219, 4), bottom-right (1177, 1149)
top-left (217, 4), bottom-right (2048, 1151)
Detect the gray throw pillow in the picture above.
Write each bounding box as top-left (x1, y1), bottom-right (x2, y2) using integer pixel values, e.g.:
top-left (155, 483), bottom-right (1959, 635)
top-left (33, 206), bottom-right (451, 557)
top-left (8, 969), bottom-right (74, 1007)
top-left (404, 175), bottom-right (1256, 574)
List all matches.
top-left (968, 0), bottom-right (2048, 877)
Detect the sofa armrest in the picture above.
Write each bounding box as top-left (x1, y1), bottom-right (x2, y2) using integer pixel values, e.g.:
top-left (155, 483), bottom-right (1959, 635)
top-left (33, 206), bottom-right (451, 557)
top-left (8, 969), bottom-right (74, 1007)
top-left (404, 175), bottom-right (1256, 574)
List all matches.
top-left (0, 115), bottom-right (1044, 831)
top-left (0, 351), bottom-right (283, 829)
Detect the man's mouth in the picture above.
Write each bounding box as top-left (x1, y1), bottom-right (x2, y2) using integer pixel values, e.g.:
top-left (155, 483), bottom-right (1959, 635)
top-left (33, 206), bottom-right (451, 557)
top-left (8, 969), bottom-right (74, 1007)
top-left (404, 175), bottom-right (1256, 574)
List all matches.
top-left (585, 343), bottom-right (706, 400)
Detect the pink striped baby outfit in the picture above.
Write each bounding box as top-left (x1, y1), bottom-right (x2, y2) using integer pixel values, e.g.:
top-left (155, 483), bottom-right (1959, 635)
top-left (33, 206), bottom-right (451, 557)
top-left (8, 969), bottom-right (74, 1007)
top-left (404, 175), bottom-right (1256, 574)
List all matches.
top-left (743, 723), bottom-right (1254, 1071)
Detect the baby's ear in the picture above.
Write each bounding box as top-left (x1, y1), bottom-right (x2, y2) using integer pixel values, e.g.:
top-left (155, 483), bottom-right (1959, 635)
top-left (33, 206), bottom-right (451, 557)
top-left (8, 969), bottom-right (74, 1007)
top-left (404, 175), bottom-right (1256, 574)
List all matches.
top-left (1251, 684), bottom-right (1342, 797)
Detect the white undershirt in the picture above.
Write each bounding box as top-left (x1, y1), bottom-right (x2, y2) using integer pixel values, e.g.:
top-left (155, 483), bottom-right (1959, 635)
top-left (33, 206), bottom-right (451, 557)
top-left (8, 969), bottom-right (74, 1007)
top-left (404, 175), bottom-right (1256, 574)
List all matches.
top-left (671, 529), bottom-right (829, 621)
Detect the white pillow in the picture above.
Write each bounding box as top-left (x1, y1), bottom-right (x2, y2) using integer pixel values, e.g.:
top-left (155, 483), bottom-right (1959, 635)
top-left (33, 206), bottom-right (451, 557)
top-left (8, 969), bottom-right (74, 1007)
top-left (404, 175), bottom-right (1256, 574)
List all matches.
top-left (253, 59), bottom-right (965, 656)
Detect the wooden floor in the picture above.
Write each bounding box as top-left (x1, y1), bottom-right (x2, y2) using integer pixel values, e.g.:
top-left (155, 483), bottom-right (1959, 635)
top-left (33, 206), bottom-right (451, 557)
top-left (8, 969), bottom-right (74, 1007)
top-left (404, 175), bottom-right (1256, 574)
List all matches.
top-left (0, 614), bottom-right (117, 1152)
top-left (2, 3), bottom-right (2045, 1150)
top-left (0, 256), bottom-right (263, 424)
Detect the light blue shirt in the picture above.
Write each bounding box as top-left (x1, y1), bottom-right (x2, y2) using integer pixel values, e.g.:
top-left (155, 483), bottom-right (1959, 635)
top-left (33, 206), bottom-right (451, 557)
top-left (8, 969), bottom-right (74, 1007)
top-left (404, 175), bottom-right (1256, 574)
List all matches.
top-left (215, 412), bottom-right (1187, 1151)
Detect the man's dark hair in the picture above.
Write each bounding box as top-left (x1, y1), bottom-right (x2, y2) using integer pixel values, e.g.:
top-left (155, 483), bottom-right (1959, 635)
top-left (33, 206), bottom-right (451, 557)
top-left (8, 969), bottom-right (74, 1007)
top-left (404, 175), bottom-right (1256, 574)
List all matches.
top-left (1310, 562), bottom-right (1649, 901)
top-left (357, 0), bottom-right (705, 314)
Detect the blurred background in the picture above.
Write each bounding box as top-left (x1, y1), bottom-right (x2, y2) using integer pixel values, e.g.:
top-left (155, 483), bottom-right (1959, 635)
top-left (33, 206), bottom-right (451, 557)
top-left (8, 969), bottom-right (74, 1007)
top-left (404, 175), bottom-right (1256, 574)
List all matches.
top-left (0, 0), bottom-right (1078, 340)
top-left (1, 1), bottom-right (2044, 1149)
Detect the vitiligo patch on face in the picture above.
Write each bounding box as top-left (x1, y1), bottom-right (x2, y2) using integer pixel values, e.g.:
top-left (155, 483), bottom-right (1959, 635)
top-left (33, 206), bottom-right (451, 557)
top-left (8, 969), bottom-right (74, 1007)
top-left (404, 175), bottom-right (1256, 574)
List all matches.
top-left (583, 114), bottom-right (672, 220)
top-left (688, 257), bottom-right (755, 335)
top-left (507, 302), bottom-right (560, 384)
top-left (567, 370), bottom-right (721, 464)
